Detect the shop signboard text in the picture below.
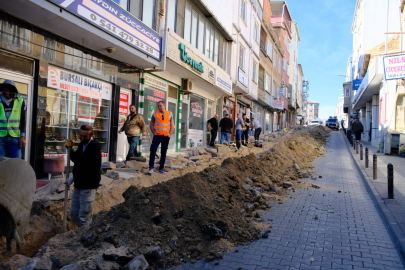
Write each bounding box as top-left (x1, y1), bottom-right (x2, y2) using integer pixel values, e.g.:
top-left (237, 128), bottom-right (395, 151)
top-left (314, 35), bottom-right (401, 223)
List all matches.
top-left (238, 68), bottom-right (248, 87)
top-left (179, 43), bottom-right (204, 73)
top-left (273, 100), bottom-right (284, 110)
top-left (118, 93), bottom-right (129, 129)
top-left (383, 54), bottom-right (405, 80)
top-left (47, 66), bottom-right (112, 100)
top-left (49, 0), bottom-right (162, 60)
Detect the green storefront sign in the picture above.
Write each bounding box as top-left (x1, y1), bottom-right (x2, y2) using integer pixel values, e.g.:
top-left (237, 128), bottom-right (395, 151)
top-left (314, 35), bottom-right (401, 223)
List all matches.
top-left (179, 43), bottom-right (204, 73)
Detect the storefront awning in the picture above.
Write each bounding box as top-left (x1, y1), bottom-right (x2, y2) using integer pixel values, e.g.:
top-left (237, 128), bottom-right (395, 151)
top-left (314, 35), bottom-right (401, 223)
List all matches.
top-left (352, 57), bottom-right (384, 111)
top-left (3, 0), bottom-right (161, 69)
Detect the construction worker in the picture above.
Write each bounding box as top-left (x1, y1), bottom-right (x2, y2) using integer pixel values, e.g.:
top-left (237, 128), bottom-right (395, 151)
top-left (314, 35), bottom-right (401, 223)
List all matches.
top-left (65, 125), bottom-right (101, 227)
top-left (241, 114), bottom-right (250, 146)
top-left (119, 104), bottom-right (146, 160)
top-left (147, 101), bottom-right (175, 174)
top-left (0, 80), bottom-right (26, 158)
top-left (251, 117), bottom-right (262, 143)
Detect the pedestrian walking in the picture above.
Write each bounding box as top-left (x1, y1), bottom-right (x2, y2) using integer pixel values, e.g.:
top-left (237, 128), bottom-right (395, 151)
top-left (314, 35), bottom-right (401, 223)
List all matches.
top-left (340, 119), bottom-right (344, 130)
top-left (369, 115), bottom-right (372, 141)
top-left (147, 101), bottom-right (175, 175)
top-left (219, 114), bottom-right (233, 146)
top-left (65, 125), bottom-right (101, 227)
top-left (242, 114), bottom-right (250, 146)
top-left (207, 114), bottom-right (218, 147)
top-left (234, 113), bottom-right (245, 149)
top-left (118, 105), bottom-right (146, 160)
top-left (0, 80), bottom-right (26, 158)
top-left (251, 117), bottom-right (262, 142)
top-left (352, 118), bottom-right (364, 141)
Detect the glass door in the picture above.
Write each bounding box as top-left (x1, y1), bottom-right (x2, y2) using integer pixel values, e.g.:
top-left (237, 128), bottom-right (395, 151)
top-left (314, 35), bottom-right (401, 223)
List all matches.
top-left (116, 88), bottom-right (132, 161)
top-left (181, 100), bottom-right (189, 149)
top-left (167, 98), bottom-right (177, 152)
top-left (0, 71), bottom-right (33, 161)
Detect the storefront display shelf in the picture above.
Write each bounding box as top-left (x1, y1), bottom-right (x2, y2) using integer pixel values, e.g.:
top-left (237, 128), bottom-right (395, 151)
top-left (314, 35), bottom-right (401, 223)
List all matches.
top-left (45, 126), bottom-right (68, 128)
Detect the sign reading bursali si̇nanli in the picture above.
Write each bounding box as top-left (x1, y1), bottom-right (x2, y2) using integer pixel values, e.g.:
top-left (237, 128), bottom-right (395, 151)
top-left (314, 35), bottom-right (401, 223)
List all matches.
top-left (49, 0), bottom-right (162, 60)
top-left (383, 54), bottom-right (405, 80)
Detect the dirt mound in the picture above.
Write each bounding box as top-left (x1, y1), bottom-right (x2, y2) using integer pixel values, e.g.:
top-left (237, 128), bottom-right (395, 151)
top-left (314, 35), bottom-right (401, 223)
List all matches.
top-left (7, 127), bottom-right (330, 269)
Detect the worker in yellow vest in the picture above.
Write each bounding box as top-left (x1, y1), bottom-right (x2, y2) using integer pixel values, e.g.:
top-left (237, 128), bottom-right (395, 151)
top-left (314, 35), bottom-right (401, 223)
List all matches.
top-left (0, 80), bottom-right (26, 158)
top-left (147, 101), bottom-right (175, 174)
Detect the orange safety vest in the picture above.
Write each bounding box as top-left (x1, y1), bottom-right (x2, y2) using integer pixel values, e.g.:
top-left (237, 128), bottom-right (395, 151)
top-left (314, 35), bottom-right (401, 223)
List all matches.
top-left (153, 110), bottom-right (172, 136)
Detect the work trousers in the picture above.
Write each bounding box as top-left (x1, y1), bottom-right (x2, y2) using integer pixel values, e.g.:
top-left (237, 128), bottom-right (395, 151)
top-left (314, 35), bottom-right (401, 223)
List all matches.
top-left (0, 135), bottom-right (21, 158)
top-left (126, 136), bottom-right (140, 160)
top-left (71, 188), bottom-right (96, 227)
top-left (209, 129), bottom-right (217, 147)
top-left (149, 135), bottom-right (170, 170)
top-left (254, 128), bottom-right (262, 141)
top-left (242, 129), bottom-right (249, 144)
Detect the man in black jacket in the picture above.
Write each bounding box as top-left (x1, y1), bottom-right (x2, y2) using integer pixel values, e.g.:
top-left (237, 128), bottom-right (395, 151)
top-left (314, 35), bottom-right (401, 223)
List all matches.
top-left (352, 119), bottom-right (364, 141)
top-left (219, 114), bottom-right (233, 146)
top-left (207, 114), bottom-right (218, 147)
top-left (65, 125), bottom-right (101, 227)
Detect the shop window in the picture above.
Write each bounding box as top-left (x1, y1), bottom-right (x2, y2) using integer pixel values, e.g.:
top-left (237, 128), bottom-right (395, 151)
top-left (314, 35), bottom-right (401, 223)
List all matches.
top-left (188, 95), bottom-right (205, 147)
top-left (41, 86), bottom-right (111, 162)
top-left (0, 50), bottom-right (33, 76)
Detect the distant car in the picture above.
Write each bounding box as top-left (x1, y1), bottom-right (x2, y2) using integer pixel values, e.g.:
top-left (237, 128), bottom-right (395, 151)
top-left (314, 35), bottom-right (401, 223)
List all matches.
top-left (309, 120), bottom-right (320, 126)
top-left (326, 118), bottom-right (339, 130)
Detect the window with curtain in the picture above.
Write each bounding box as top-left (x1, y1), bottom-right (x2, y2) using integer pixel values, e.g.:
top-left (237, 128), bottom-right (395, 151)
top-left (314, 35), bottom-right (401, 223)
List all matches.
top-left (214, 32), bottom-right (219, 64)
top-left (184, 2), bottom-right (191, 43)
top-left (265, 73), bottom-right (270, 92)
top-left (240, 0), bottom-right (246, 22)
top-left (167, 0), bottom-right (177, 31)
top-left (191, 8), bottom-right (198, 47)
top-left (198, 16), bottom-right (205, 53)
top-left (258, 65), bottom-right (264, 89)
top-left (142, 0), bottom-right (155, 29)
top-left (254, 21), bottom-right (259, 43)
top-left (239, 44), bottom-right (245, 70)
top-left (260, 27), bottom-right (266, 52)
top-left (221, 40), bottom-right (227, 71)
top-left (253, 61), bottom-right (258, 83)
top-left (267, 40), bottom-right (272, 57)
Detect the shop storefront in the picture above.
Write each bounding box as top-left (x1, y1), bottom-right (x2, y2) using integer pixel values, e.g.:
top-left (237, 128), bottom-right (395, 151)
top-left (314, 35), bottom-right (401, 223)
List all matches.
top-left (154, 30), bottom-right (233, 149)
top-left (0, 6), bottom-right (159, 176)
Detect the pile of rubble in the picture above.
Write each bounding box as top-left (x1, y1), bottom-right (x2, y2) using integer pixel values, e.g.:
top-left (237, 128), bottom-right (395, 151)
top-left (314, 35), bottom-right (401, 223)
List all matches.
top-left (0, 126), bottom-right (330, 270)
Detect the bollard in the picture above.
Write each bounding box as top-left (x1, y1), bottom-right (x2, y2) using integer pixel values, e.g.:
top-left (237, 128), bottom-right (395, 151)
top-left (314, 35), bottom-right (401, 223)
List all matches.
top-left (373, 154), bottom-right (377, 179)
top-left (356, 141), bottom-right (359, 154)
top-left (360, 144), bottom-right (363, 160)
top-left (365, 147), bottom-right (369, 168)
top-left (388, 163), bottom-right (394, 199)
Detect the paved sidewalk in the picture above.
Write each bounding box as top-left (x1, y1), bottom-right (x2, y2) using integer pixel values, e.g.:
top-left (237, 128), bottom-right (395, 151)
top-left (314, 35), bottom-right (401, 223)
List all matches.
top-left (172, 132), bottom-right (404, 270)
top-left (345, 133), bottom-right (405, 260)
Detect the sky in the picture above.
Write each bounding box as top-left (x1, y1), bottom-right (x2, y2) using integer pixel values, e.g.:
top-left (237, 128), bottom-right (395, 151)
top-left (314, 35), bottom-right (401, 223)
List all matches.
top-left (285, 0), bottom-right (357, 119)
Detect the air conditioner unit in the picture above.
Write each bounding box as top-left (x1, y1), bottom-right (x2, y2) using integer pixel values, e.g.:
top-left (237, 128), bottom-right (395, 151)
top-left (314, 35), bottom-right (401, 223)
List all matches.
top-left (181, 78), bottom-right (194, 94)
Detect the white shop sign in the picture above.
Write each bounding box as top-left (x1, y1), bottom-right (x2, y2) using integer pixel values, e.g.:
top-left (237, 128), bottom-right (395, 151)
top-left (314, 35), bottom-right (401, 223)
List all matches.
top-left (215, 69), bottom-right (232, 95)
top-left (47, 66), bottom-right (112, 100)
top-left (383, 54), bottom-right (405, 80)
top-left (144, 74), bottom-right (168, 91)
top-left (238, 68), bottom-right (248, 87)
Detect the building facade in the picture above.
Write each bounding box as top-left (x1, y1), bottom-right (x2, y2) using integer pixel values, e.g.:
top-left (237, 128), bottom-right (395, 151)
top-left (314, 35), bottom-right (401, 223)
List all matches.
top-left (304, 101), bottom-right (319, 124)
top-left (287, 20), bottom-right (300, 127)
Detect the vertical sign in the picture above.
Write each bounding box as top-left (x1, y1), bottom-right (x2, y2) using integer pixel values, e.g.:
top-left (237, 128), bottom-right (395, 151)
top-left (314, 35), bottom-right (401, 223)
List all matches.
top-left (118, 93), bottom-right (129, 129)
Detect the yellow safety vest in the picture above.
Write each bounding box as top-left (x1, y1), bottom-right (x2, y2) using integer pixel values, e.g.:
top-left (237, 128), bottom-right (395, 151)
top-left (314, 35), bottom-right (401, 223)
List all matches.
top-left (0, 97), bottom-right (23, 137)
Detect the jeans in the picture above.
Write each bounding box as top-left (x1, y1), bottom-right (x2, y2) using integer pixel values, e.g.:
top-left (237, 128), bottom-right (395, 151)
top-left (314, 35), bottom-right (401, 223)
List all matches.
top-left (235, 129), bottom-right (243, 142)
top-left (209, 129), bottom-right (217, 147)
top-left (0, 135), bottom-right (21, 158)
top-left (254, 128), bottom-right (262, 141)
top-left (220, 132), bottom-right (231, 146)
top-left (242, 129), bottom-right (249, 144)
top-left (149, 135), bottom-right (170, 170)
top-left (126, 136), bottom-right (140, 160)
top-left (354, 132), bottom-right (362, 141)
top-left (71, 188), bottom-right (96, 227)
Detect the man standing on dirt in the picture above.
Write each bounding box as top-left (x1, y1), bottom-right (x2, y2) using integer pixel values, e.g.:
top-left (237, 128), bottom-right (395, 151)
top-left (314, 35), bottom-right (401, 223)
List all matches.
top-left (242, 114), bottom-right (250, 146)
top-left (118, 104), bottom-right (146, 160)
top-left (207, 114), bottom-right (218, 147)
top-left (219, 114), bottom-right (233, 146)
top-left (0, 80), bottom-right (26, 159)
top-left (65, 125), bottom-right (101, 227)
top-left (235, 113), bottom-right (245, 149)
top-left (352, 118), bottom-right (364, 141)
top-left (148, 101), bottom-right (175, 175)
top-left (251, 117), bottom-right (262, 143)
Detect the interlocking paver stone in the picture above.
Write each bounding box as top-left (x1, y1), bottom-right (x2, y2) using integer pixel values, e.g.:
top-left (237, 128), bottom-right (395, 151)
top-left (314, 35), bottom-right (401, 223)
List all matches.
top-left (172, 132), bottom-right (404, 269)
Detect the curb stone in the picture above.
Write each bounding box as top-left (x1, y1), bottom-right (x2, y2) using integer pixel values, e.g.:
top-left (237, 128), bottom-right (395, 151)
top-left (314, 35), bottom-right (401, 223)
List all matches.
top-left (342, 131), bottom-right (405, 263)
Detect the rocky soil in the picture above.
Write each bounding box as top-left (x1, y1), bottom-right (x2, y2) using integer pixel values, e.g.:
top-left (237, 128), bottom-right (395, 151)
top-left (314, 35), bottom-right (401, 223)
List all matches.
top-left (1, 126), bottom-right (330, 269)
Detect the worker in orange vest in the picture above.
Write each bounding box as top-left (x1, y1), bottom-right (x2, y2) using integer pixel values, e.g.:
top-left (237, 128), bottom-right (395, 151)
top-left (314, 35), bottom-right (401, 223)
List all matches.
top-left (147, 100), bottom-right (175, 174)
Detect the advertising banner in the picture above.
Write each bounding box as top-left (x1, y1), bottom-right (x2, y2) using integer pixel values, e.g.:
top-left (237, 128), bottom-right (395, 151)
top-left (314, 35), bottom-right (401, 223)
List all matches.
top-left (383, 54), bottom-right (405, 80)
top-left (49, 0), bottom-right (162, 60)
top-left (238, 68), bottom-right (248, 87)
top-left (216, 69), bottom-right (232, 95)
top-left (118, 92), bottom-right (129, 129)
top-left (273, 100), bottom-right (284, 110)
top-left (352, 79), bottom-right (362, 90)
top-left (187, 129), bottom-right (204, 147)
top-left (47, 66), bottom-right (112, 100)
